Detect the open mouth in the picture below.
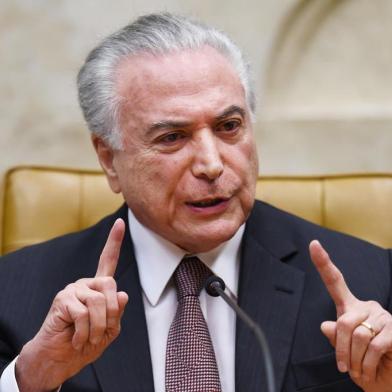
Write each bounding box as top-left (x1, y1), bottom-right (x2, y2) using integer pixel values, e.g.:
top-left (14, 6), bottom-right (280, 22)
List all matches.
top-left (187, 198), bottom-right (227, 208)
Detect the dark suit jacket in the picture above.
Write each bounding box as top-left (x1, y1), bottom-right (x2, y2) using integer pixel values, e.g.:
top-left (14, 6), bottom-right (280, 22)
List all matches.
top-left (0, 201), bottom-right (391, 391)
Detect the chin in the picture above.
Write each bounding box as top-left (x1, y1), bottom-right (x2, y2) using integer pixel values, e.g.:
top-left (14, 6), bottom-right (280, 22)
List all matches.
top-left (181, 225), bottom-right (240, 253)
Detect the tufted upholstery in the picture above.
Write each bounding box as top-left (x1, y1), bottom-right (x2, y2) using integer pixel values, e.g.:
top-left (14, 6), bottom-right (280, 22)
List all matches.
top-left (0, 166), bottom-right (391, 255)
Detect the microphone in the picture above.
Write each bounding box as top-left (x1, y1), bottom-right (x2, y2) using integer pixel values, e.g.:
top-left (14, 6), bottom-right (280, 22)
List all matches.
top-left (205, 275), bottom-right (276, 392)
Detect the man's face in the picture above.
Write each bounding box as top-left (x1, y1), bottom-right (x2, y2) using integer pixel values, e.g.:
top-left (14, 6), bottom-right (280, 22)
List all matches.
top-left (96, 46), bottom-right (258, 253)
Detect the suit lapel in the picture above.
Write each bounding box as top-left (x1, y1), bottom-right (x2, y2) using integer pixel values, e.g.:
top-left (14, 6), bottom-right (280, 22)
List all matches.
top-left (235, 205), bottom-right (305, 391)
top-left (93, 206), bottom-right (155, 392)
top-left (90, 201), bottom-right (307, 391)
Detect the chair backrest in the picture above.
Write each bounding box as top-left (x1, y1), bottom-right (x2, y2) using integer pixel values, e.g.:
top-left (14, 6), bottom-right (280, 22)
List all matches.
top-left (1, 166), bottom-right (391, 255)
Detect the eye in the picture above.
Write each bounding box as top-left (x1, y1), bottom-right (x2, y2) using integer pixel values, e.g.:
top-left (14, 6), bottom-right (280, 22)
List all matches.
top-left (158, 132), bottom-right (186, 144)
top-left (218, 119), bottom-right (241, 133)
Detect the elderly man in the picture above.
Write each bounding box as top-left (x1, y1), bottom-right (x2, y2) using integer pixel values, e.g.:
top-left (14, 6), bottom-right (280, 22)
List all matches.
top-left (0, 13), bottom-right (391, 392)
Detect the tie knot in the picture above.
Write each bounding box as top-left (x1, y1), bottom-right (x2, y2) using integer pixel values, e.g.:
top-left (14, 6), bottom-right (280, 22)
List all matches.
top-left (174, 257), bottom-right (211, 299)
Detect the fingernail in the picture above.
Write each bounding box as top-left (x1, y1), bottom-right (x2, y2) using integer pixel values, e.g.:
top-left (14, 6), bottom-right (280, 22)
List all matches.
top-left (351, 370), bottom-right (360, 378)
top-left (338, 361), bottom-right (347, 372)
top-left (363, 375), bottom-right (370, 383)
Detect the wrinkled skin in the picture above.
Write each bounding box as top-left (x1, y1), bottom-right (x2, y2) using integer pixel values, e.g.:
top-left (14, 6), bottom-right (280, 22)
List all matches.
top-left (16, 44), bottom-right (392, 392)
top-left (94, 46), bottom-right (259, 253)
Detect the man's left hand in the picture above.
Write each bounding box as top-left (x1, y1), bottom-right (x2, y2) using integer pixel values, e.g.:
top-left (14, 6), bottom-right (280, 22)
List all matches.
top-left (309, 240), bottom-right (392, 392)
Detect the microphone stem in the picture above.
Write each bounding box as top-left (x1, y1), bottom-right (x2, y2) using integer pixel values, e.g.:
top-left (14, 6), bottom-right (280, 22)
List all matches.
top-left (214, 285), bottom-right (276, 392)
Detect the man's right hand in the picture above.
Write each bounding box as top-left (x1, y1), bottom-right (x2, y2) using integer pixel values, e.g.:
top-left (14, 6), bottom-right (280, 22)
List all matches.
top-left (15, 218), bottom-right (129, 392)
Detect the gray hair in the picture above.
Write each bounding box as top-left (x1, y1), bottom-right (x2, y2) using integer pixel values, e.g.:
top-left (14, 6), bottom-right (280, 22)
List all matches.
top-left (77, 12), bottom-right (255, 149)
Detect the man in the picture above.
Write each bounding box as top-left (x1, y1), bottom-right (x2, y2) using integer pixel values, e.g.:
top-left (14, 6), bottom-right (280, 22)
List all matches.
top-left (0, 12), bottom-right (391, 392)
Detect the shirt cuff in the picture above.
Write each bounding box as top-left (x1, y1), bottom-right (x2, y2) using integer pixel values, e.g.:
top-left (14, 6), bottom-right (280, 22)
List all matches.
top-left (0, 357), bottom-right (20, 392)
top-left (0, 357), bottom-right (61, 392)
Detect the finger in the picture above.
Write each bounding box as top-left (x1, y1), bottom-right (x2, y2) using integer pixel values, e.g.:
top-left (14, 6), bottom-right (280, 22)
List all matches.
top-left (361, 329), bottom-right (389, 383)
top-left (321, 321), bottom-right (336, 347)
top-left (76, 277), bottom-right (125, 331)
top-left (309, 240), bottom-right (356, 311)
top-left (96, 218), bottom-right (125, 277)
top-left (335, 310), bottom-right (368, 373)
top-left (105, 292), bottom-right (129, 341)
top-left (350, 322), bottom-right (375, 378)
top-left (361, 317), bottom-right (392, 383)
top-left (52, 287), bottom-right (91, 349)
top-left (66, 301), bottom-right (89, 350)
top-left (90, 277), bottom-right (119, 329)
top-left (117, 291), bottom-right (128, 317)
top-left (76, 287), bottom-right (107, 345)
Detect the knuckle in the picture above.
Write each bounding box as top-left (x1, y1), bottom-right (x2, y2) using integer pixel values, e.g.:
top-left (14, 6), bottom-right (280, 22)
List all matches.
top-left (90, 322), bottom-right (105, 334)
top-left (107, 304), bottom-right (120, 317)
top-left (87, 292), bottom-right (106, 307)
top-left (336, 317), bottom-right (353, 332)
top-left (111, 324), bottom-right (121, 339)
top-left (54, 289), bottom-right (66, 302)
top-left (353, 328), bottom-right (370, 342)
top-left (54, 288), bottom-right (72, 304)
top-left (368, 340), bottom-right (385, 356)
top-left (99, 276), bottom-right (117, 291)
top-left (366, 300), bottom-right (380, 309)
top-left (75, 278), bottom-right (89, 286)
top-left (379, 311), bottom-right (391, 323)
top-left (75, 308), bottom-right (89, 321)
top-left (64, 283), bottom-right (78, 293)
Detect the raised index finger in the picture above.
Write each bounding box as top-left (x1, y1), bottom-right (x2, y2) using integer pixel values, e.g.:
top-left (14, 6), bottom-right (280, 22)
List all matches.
top-left (95, 218), bottom-right (125, 277)
top-left (309, 240), bottom-right (356, 311)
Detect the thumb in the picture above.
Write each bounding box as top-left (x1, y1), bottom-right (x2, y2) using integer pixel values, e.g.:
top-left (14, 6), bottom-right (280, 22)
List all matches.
top-left (321, 320), bottom-right (337, 347)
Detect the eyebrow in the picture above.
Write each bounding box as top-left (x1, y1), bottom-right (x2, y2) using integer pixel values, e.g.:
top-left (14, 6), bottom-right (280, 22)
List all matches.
top-left (148, 105), bottom-right (247, 134)
top-left (149, 120), bottom-right (191, 132)
top-left (215, 105), bottom-right (246, 122)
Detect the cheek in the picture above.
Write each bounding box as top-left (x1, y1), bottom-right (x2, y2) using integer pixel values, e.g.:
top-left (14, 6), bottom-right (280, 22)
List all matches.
top-left (242, 133), bottom-right (258, 172)
top-left (225, 140), bottom-right (258, 207)
top-left (242, 143), bottom-right (258, 197)
top-left (122, 153), bottom-right (186, 202)
top-left (246, 144), bottom-right (259, 181)
top-left (230, 139), bottom-right (258, 180)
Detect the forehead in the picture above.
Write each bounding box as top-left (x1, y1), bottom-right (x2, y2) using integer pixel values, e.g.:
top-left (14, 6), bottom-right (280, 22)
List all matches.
top-left (115, 46), bottom-right (247, 124)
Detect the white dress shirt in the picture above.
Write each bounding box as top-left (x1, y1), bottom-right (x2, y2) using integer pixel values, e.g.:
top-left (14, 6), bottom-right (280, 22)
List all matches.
top-left (0, 209), bottom-right (244, 392)
top-left (129, 209), bottom-right (244, 392)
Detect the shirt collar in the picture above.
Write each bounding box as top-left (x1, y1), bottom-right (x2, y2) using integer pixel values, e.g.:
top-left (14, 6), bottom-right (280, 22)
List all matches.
top-left (128, 209), bottom-right (244, 306)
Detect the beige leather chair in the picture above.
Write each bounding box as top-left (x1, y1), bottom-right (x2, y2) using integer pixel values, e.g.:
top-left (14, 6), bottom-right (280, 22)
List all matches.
top-left (1, 166), bottom-right (391, 255)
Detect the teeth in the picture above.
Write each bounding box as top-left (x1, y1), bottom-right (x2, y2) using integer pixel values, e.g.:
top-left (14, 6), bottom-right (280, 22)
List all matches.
top-left (193, 199), bottom-right (221, 207)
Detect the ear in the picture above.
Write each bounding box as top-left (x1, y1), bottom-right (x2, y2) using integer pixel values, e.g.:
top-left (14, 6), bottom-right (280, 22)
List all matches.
top-left (91, 135), bottom-right (122, 193)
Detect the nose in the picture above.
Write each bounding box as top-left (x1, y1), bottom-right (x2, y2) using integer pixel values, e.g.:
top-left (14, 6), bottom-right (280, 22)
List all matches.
top-left (191, 130), bottom-right (224, 181)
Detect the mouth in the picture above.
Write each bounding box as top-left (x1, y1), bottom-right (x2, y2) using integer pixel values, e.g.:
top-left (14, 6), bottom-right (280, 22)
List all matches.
top-left (186, 197), bottom-right (228, 208)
